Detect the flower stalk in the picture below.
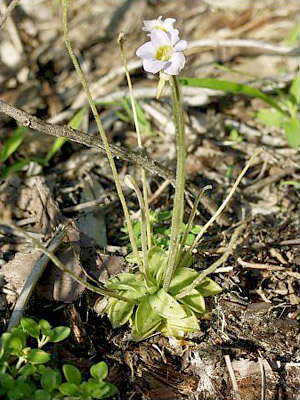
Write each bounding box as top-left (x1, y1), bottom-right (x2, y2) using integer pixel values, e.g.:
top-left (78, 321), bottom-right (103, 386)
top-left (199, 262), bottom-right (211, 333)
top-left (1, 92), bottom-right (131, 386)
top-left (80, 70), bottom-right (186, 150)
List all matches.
top-left (163, 75), bottom-right (186, 291)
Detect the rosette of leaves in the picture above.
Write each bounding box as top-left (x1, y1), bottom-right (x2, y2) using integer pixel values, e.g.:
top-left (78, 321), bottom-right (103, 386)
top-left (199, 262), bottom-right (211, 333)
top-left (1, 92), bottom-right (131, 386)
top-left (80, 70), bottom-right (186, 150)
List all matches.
top-left (0, 318), bottom-right (117, 399)
top-left (102, 247), bottom-right (222, 341)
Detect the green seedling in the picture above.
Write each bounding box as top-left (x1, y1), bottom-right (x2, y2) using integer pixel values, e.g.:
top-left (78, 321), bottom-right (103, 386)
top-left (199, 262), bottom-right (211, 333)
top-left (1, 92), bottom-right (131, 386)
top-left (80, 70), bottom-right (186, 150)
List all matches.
top-left (0, 318), bottom-right (117, 399)
top-left (179, 72), bottom-right (299, 149)
top-left (256, 71), bottom-right (299, 149)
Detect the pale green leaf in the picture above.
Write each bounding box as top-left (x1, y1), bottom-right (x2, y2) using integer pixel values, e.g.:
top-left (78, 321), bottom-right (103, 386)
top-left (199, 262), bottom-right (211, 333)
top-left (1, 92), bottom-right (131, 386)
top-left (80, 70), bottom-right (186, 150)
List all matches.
top-left (168, 267), bottom-right (198, 296)
top-left (0, 158), bottom-right (30, 180)
top-left (283, 117), bottom-right (300, 149)
top-left (107, 298), bottom-right (134, 329)
top-left (196, 277), bottom-right (222, 297)
top-left (289, 71), bottom-right (299, 104)
top-left (149, 289), bottom-right (187, 318)
top-left (1, 127), bottom-right (26, 163)
top-left (179, 289), bottom-right (206, 313)
top-left (132, 299), bottom-right (162, 341)
top-left (179, 77), bottom-right (287, 115)
top-left (148, 247), bottom-right (167, 284)
top-left (45, 108), bottom-right (85, 162)
top-left (256, 109), bottom-right (284, 127)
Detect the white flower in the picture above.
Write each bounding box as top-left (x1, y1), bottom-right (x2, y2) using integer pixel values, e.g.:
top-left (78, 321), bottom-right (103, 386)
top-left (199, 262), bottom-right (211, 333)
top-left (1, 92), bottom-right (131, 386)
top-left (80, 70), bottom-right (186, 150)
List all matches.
top-left (136, 29), bottom-right (186, 76)
top-left (142, 15), bottom-right (176, 33)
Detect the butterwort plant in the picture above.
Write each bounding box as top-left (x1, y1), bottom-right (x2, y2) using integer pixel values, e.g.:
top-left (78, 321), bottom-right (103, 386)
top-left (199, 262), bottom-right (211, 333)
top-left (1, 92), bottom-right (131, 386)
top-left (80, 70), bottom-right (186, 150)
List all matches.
top-left (100, 17), bottom-right (223, 340)
top-left (61, 3), bottom-right (257, 341)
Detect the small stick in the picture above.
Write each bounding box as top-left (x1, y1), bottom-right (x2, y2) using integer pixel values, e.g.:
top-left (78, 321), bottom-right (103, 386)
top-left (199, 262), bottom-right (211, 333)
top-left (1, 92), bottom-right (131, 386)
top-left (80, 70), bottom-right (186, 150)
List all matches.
top-left (0, 0), bottom-right (20, 27)
top-left (237, 257), bottom-right (300, 279)
top-left (225, 355), bottom-right (242, 400)
top-left (8, 228), bottom-right (67, 330)
top-left (258, 358), bottom-right (266, 400)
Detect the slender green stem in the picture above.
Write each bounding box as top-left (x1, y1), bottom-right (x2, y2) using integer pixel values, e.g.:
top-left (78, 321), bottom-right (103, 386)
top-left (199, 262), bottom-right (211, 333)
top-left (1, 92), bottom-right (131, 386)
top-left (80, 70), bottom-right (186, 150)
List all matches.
top-left (180, 148), bottom-right (263, 267)
top-left (125, 175), bottom-right (152, 289)
top-left (163, 76), bottom-right (186, 291)
top-left (175, 185), bottom-right (212, 268)
top-left (118, 33), bottom-right (152, 250)
top-left (10, 223), bottom-right (134, 303)
top-left (61, 1), bottom-right (141, 268)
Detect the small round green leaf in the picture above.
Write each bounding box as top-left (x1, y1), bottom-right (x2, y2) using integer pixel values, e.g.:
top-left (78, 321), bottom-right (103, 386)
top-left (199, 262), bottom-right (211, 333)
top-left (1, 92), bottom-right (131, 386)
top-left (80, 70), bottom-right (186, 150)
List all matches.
top-left (81, 380), bottom-right (99, 395)
top-left (19, 364), bottom-right (36, 378)
top-left (33, 390), bottom-right (51, 400)
top-left (21, 318), bottom-right (40, 339)
top-left (0, 373), bottom-right (14, 389)
top-left (41, 368), bottom-right (58, 392)
top-left (59, 382), bottom-right (79, 396)
top-left (1, 333), bottom-right (23, 354)
top-left (90, 361), bottom-right (108, 381)
top-left (63, 364), bottom-right (82, 385)
top-left (93, 382), bottom-right (118, 399)
top-left (39, 320), bottom-right (51, 334)
top-left (48, 326), bottom-right (70, 343)
top-left (27, 349), bottom-right (51, 364)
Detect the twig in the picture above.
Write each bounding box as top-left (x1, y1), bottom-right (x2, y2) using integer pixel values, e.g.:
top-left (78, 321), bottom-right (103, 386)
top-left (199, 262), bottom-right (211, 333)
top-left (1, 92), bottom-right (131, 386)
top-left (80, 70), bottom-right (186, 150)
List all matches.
top-left (0, 0), bottom-right (20, 27)
top-left (8, 228), bottom-right (67, 330)
top-left (225, 355), bottom-right (242, 400)
top-left (0, 99), bottom-right (230, 225)
top-left (187, 38), bottom-right (299, 56)
top-left (0, 99), bottom-right (174, 183)
top-left (237, 257), bottom-right (300, 278)
top-left (258, 357), bottom-right (266, 400)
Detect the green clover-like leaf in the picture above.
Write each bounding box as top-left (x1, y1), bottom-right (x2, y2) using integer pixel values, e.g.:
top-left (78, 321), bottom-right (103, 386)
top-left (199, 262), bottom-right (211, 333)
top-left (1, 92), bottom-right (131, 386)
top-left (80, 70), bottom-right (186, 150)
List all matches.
top-left (90, 361), bottom-right (108, 381)
top-left (21, 318), bottom-right (40, 339)
top-left (48, 326), bottom-right (71, 343)
top-left (41, 368), bottom-right (59, 392)
top-left (33, 390), bottom-right (51, 400)
top-left (27, 349), bottom-right (51, 364)
top-left (0, 373), bottom-right (14, 389)
top-left (63, 364), bottom-right (82, 385)
top-left (59, 382), bottom-right (79, 396)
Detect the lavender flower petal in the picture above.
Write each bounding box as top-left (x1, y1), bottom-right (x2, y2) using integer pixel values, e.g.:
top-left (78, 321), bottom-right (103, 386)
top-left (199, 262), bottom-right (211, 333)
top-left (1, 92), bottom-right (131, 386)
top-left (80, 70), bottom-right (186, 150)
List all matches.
top-left (143, 59), bottom-right (165, 74)
top-left (136, 41), bottom-right (155, 59)
top-left (163, 52), bottom-right (185, 75)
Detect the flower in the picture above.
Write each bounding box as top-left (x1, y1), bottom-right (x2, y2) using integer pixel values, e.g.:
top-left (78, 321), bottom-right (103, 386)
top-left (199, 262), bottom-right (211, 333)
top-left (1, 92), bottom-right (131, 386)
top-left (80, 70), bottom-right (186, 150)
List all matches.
top-left (142, 15), bottom-right (176, 34)
top-left (136, 27), bottom-right (186, 76)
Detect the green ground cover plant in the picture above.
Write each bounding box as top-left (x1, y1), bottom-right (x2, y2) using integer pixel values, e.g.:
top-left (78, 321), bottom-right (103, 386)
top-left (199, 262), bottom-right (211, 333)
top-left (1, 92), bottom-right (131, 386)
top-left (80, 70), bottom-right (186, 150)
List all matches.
top-left (0, 318), bottom-right (117, 400)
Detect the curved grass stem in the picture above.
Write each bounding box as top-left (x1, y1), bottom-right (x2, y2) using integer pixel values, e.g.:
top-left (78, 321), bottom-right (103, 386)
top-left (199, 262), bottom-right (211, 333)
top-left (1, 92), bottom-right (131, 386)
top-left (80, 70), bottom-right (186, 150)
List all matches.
top-left (118, 32), bottom-right (152, 251)
top-left (180, 148), bottom-right (263, 267)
